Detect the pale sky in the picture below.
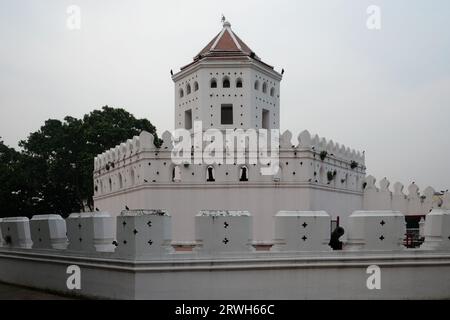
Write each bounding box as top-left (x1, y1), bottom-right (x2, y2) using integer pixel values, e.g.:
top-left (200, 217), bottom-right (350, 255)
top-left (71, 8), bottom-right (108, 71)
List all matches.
top-left (1, 0), bottom-right (449, 192)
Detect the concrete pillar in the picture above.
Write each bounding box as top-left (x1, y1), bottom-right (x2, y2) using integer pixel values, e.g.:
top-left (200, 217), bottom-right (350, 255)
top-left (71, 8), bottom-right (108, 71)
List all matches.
top-left (66, 212), bottom-right (115, 253)
top-left (194, 210), bottom-right (253, 255)
top-left (115, 209), bottom-right (173, 260)
top-left (30, 215), bottom-right (68, 250)
top-left (0, 217), bottom-right (33, 249)
top-left (272, 211), bottom-right (331, 252)
top-left (421, 209), bottom-right (450, 250)
top-left (345, 211), bottom-right (406, 251)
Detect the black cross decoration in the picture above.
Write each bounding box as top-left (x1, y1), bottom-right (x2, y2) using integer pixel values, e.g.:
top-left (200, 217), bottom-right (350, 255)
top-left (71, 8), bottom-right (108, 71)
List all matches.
top-left (224, 222), bottom-right (229, 229)
top-left (122, 221), bottom-right (127, 227)
top-left (78, 223), bottom-right (82, 229)
top-left (380, 220), bottom-right (385, 226)
top-left (148, 240), bottom-right (153, 246)
top-left (223, 237), bottom-right (229, 244)
top-left (448, 236), bottom-right (450, 240)
top-left (147, 221), bottom-right (152, 227)
top-left (302, 222), bottom-right (308, 228)
top-left (38, 238), bottom-right (42, 242)
top-left (133, 229), bottom-right (138, 235)
top-left (302, 235), bottom-right (307, 241)
top-left (379, 235), bottom-right (385, 241)
top-left (112, 240), bottom-right (118, 247)
top-left (79, 238), bottom-right (82, 242)
top-left (123, 240), bottom-right (127, 244)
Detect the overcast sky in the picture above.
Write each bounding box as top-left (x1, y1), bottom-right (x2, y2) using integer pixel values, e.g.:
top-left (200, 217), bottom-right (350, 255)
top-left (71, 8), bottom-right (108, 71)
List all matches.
top-left (1, 0), bottom-right (449, 192)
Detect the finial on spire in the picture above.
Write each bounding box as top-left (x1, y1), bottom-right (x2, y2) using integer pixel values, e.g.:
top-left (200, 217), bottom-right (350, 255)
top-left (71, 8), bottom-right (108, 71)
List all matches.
top-left (221, 14), bottom-right (231, 27)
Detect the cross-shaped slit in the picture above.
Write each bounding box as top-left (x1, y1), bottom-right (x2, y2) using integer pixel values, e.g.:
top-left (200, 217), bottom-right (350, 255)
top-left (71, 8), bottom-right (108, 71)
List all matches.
top-left (79, 238), bottom-right (82, 242)
top-left (379, 235), bottom-right (385, 241)
top-left (78, 223), bottom-right (82, 229)
top-left (133, 229), bottom-right (138, 235)
top-left (224, 222), bottom-right (229, 229)
top-left (147, 221), bottom-right (152, 227)
top-left (122, 221), bottom-right (127, 227)
top-left (123, 240), bottom-right (127, 244)
top-left (223, 238), bottom-right (229, 244)
top-left (112, 241), bottom-right (118, 246)
top-left (302, 222), bottom-right (308, 228)
top-left (302, 235), bottom-right (307, 241)
top-left (148, 240), bottom-right (153, 246)
top-left (380, 220), bottom-right (385, 226)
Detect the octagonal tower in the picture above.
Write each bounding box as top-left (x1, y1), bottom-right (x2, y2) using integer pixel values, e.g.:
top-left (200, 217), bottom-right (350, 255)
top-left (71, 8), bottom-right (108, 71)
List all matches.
top-left (172, 20), bottom-right (282, 132)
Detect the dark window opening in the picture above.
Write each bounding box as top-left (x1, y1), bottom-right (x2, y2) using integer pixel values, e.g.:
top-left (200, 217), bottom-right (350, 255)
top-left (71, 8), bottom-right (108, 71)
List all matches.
top-left (223, 77), bottom-right (230, 88)
top-left (240, 166), bottom-right (249, 182)
top-left (262, 109), bottom-right (270, 129)
top-left (207, 166), bottom-right (215, 182)
top-left (221, 104), bottom-right (233, 125)
top-left (185, 109), bottom-right (192, 130)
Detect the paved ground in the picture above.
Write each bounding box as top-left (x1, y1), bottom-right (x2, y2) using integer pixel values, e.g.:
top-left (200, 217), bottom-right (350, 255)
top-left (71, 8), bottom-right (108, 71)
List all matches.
top-left (0, 282), bottom-right (74, 300)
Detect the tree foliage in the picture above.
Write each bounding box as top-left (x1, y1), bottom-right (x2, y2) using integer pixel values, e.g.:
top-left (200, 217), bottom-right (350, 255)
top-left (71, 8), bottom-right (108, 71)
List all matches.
top-left (0, 106), bottom-right (160, 218)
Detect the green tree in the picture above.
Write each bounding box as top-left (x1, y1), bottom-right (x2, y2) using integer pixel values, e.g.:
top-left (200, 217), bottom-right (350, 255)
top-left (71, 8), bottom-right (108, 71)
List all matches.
top-left (1, 106), bottom-right (160, 218)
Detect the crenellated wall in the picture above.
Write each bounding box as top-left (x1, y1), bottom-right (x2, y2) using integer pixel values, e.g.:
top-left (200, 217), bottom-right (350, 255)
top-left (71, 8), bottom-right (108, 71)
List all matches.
top-left (93, 129), bottom-right (366, 196)
top-left (362, 175), bottom-right (444, 216)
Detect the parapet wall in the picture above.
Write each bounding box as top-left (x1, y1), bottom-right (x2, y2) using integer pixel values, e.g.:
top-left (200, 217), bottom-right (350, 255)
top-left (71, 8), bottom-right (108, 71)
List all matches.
top-left (2, 206), bottom-right (450, 256)
top-left (1, 209), bottom-right (450, 299)
top-left (362, 175), bottom-right (447, 216)
top-left (92, 130), bottom-right (366, 198)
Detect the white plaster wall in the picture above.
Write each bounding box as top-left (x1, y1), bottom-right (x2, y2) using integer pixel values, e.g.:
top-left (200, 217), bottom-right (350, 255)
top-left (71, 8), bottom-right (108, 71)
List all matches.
top-left (95, 184), bottom-right (362, 243)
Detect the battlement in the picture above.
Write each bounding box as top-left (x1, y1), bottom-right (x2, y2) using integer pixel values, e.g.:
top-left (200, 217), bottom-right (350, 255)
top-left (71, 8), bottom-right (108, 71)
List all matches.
top-left (93, 129), bottom-right (366, 198)
top-left (362, 175), bottom-right (447, 216)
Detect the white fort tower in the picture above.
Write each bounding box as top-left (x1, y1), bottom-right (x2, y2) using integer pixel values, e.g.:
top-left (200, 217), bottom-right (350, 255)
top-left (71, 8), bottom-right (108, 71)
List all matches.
top-left (173, 20), bottom-right (282, 131)
top-left (92, 20), bottom-right (439, 247)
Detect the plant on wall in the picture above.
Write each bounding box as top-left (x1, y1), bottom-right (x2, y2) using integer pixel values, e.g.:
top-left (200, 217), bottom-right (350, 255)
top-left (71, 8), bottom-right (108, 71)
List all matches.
top-left (350, 161), bottom-right (358, 169)
top-left (320, 151), bottom-right (328, 161)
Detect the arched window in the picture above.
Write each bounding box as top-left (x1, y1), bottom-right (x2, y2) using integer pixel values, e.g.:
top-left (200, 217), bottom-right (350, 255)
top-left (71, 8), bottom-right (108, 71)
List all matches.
top-left (222, 77), bottom-right (230, 88)
top-left (262, 82), bottom-right (267, 93)
top-left (236, 78), bottom-right (243, 88)
top-left (186, 83), bottom-right (191, 95)
top-left (206, 166), bottom-right (215, 182)
top-left (179, 88), bottom-right (184, 98)
top-left (210, 78), bottom-right (217, 88)
top-left (172, 166), bottom-right (181, 182)
top-left (270, 87), bottom-right (275, 97)
top-left (194, 81), bottom-right (199, 91)
top-left (118, 173), bottom-right (123, 189)
top-left (239, 166), bottom-right (249, 182)
top-left (254, 80), bottom-right (260, 90)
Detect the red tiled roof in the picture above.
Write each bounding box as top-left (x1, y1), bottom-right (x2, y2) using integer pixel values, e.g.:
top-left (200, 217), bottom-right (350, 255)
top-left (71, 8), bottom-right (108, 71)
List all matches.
top-left (180, 21), bottom-right (273, 71)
